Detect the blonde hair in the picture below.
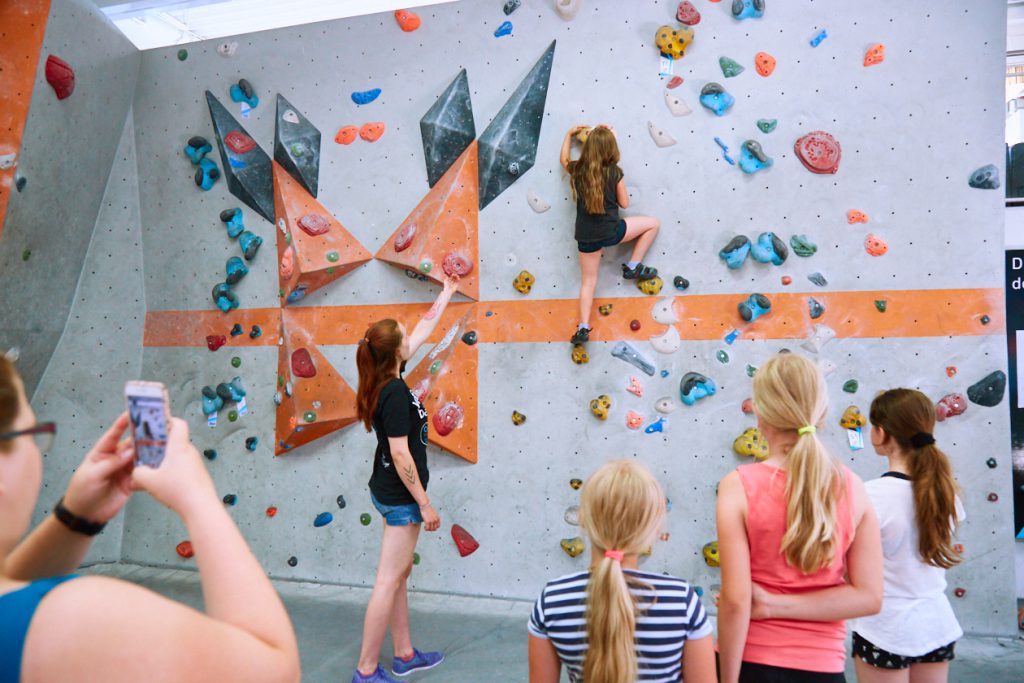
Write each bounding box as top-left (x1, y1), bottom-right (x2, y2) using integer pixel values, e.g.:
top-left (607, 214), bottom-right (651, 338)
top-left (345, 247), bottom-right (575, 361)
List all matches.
top-left (753, 354), bottom-right (843, 573)
top-left (579, 460), bottom-right (665, 683)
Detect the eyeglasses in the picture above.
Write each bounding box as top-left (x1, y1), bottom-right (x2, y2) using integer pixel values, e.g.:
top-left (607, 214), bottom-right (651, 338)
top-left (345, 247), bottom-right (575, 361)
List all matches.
top-left (0, 422), bottom-right (56, 452)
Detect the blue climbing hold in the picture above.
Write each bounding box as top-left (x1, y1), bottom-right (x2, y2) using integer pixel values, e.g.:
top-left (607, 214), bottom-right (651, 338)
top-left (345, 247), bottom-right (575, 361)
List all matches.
top-left (732, 0), bottom-right (765, 20)
top-left (673, 276), bottom-right (689, 291)
top-left (184, 135), bottom-right (212, 164)
top-left (216, 377), bottom-right (246, 403)
top-left (749, 232), bottom-right (788, 265)
top-left (808, 297), bottom-right (825, 319)
top-left (314, 512), bottom-right (334, 527)
top-left (220, 208), bottom-right (245, 239)
top-left (245, 436), bottom-right (259, 451)
top-left (203, 448), bottom-right (217, 460)
top-left (249, 325), bottom-right (262, 339)
top-left (738, 293), bottom-right (771, 322)
top-left (719, 235), bottom-right (751, 269)
top-left (660, 370), bottom-right (670, 378)
top-left (230, 323), bottom-right (244, 336)
top-left (700, 83), bottom-right (734, 116)
top-left (212, 283), bottom-right (239, 313)
top-left (494, 20), bottom-right (513, 37)
top-left (229, 78), bottom-right (259, 108)
top-left (714, 137), bottom-right (736, 165)
top-left (195, 157), bottom-right (220, 191)
top-left (223, 494), bottom-right (237, 506)
top-left (739, 140), bottom-right (773, 174)
top-left (810, 29), bottom-right (828, 47)
top-left (225, 256), bottom-right (249, 285)
top-left (969, 164), bottom-right (1000, 190)
top-left (201, 386), bottom-right (224, 415)
top-left (286, 287), bottom-right (307, 304)
top-left (239, 231), bottom-right (262, 260)
top-left (351, 88), bottom-right (382, 105)
top-left (644, 416), bottom-right (667, 433)
top-left (680, 372), bottom-right (717, 406)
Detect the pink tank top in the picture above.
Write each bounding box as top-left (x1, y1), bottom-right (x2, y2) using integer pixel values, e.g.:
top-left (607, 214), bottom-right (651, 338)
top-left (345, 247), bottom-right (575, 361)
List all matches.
top-left (736, 462), bottom-right (856, 673)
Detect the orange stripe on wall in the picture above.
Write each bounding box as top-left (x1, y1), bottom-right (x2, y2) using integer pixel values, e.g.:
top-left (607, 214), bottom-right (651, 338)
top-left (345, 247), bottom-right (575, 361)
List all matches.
top-left (143, 288), bottom-right (1004, 348)
top-left (0, 0), bottom-right (52, 237)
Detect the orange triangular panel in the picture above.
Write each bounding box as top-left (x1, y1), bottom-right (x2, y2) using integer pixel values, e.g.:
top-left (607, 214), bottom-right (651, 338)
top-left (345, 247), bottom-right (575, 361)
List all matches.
top-left (402, 303), bottom-right (478, 463)
top-left (375, 142), bottom-right (480, 300)
top-left (273, 161), bottom-right (372, 305)
top-left (275, 308), bottom-right (359, 454)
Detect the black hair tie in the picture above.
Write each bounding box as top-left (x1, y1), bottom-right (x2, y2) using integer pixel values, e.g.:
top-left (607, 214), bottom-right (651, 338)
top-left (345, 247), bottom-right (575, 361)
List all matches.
top-left (910, 432), bottom-right (935, 448)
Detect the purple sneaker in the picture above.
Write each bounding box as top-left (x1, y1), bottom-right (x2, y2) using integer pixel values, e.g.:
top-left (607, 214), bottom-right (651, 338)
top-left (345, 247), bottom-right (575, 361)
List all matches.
top-left (352, 665), bottom-right (402, 683)
top-left (391, 648), bottom-right (444, 677)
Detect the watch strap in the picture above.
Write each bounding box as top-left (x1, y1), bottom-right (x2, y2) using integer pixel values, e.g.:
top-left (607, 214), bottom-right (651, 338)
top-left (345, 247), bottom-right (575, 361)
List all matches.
top-left (54, 497), bottom-right (106, 536)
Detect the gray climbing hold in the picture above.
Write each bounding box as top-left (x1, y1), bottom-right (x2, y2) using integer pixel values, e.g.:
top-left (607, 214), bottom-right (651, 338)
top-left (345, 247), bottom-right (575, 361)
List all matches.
top-left (967, 371), bottom-right (1006, 407)
top-left (647, 121), bottom-right (677, 147)
top-left (611, 341), bottom-right (656, 376)
top-left (968, 164), bottom-right (1000, 190)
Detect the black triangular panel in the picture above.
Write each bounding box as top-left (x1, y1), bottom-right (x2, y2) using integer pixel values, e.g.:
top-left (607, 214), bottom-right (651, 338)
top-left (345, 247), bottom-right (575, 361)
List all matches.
top-left (274, 94), bottom-right (321, 198)
top-left (420, 69), bottom-right (475, 188)
top-left (205, 91), bottom-right (275, 223)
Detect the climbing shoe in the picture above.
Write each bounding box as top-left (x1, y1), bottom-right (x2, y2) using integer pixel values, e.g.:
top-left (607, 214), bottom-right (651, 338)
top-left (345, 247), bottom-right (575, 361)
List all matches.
top-left (570, 327), bottom-right (590, 345)
top-left (622, 262), bottom-right (658, 281)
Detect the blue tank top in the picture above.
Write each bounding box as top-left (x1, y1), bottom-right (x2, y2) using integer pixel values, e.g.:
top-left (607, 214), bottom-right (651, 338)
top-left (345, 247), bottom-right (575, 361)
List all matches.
top-left (0, 575), bottom-right (77, 683)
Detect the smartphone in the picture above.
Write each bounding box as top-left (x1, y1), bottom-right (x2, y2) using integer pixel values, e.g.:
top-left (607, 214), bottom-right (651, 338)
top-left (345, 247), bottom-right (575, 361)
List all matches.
top-left (125, 381), bottom-right (170, 468)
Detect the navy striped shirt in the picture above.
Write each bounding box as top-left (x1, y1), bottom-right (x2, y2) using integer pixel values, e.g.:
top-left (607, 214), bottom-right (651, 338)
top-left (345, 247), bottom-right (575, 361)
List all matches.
top-left (528, 569), bottom-right (712, 682)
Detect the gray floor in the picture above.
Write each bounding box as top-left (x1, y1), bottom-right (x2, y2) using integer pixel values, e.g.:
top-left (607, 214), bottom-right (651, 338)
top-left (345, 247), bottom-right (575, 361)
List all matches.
top-left (87, 564), bottom-right (1024, 683)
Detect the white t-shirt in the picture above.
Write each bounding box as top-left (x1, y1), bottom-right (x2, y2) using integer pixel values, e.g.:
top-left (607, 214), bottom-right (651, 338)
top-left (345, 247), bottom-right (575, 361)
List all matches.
top-left (850, 473), bottom-right (964, 656)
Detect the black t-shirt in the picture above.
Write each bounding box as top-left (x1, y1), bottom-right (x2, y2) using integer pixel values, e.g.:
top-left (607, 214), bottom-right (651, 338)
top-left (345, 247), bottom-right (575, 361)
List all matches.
top-left (573, 165), bottom-right (624, 243)
top-left (368, 377), bottom-right (430, 506)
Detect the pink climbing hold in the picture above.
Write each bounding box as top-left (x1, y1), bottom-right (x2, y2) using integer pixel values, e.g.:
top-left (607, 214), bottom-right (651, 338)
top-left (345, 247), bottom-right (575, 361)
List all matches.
top-left (935, 393), bottom-right (967, 422)
top-left (432, 401), bottom-right (464, 436)
top-left (676, 1), bottom-right (701, 25)
top-left (394, 223), bottom-right (416, 252)
top-left (291, 348), bottom-right (317, 378)
top-left (451, 524), bottom-right (479, 557)
top-left (666, 76), bottom-right (684, 89)
top-left (626, 376), bottom-right (643, 398)
top-left (44, 55), bottom-right (75, 100)
top-left (297, 213), bottom-right (330, 237)
top-left (280, 247), bottom-right (294, 279)
top-left (794, 131), bottom-right (842, 175)
top-left (442, 252), bottom-right (473, 277)
top-left (225, 130), bottom-right (257, 154)
top-left (741, 398), bottom-right (754, 414)
top-left (626, 410), bottom-right (644, 430)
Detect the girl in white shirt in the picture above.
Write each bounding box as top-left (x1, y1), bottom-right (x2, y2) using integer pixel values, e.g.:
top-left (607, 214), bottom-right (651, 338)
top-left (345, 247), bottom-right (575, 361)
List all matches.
top-left (851, 388), bottom-right (964, 682)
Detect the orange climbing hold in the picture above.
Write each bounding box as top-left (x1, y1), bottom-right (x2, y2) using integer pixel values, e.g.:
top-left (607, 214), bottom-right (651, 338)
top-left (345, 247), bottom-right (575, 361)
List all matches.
top-left (394, 9), bottom-right (421, 32)
top-left (847, 210), bottom-right (869, 224)
top-left (864, 234), bottom-right (888, 257)
top-left (266, 506), bottom-right (278, 517)
top-left (359, 122), bottom-right (385, 142)
top-left (334, 125), bottom-right (358, 145)
top-left (864, 43), bottom-right (885, 67)
top-left (946, 366), bottom-right (957, 378)
top-left (754, 52), bottom-right (776, 77)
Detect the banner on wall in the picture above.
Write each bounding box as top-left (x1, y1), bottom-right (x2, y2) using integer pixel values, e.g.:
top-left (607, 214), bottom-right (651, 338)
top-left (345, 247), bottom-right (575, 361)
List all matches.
top-left (1004, 250), bottom-right (1024, 537)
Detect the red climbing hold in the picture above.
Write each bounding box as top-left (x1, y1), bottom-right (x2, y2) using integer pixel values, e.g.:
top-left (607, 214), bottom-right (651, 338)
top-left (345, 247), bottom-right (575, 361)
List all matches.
top-left (451, 524), bottom-right (480, 557)
top-left (297, 213), bottom-right (330, 237)
top-left (394, 223), bottom-right (416, 252)
top-left (359, 122), bottom-right (385, 142)
top-left (935, 393), bottom-right (967, 422)
top-left (225, 130), bottom-right (257, 154)
top-left (45, 55), bottom-right (75, 100)
top-left (334, 125), bottom-right (358, 145)
top-left (666, 76), bottom-right (684, 89)
top-left (794, 131), bottom-right (842, 174)
top-left (946, 366), bottom-right (957, 378)
top-left (394, 9), bottom-right (421, 32)
top-left (206, 334), bottom-right (226, 351)
top-left (176, 541), bottom-right (194, 558)
top-left (442, 251), bottom-right (473, 277)
top-left (629, 319), bottom-right (641, 331)
top-left (266, 506), bottom-right (278, 517)
top-left (432, 401), bottom-right (463, 436)
top-left (676, 1), bottom-right (700, 25)
top-left (291, 348), bottom-right (317, 378)
top-left (741, 398), bottom-right (754, 414)
top-left (781, 276), bottom-right (792, 285)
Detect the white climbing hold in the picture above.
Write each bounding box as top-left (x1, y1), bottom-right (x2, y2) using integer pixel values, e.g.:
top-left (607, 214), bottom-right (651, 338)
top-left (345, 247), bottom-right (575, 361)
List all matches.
top-left (649, 325), bottom-right (681, 354)
top-left (0, 153), bottom-right (16, 170)
top-left (555, 0), bottom-right (583, 20)
top-left (217, 41), bottom-right (238, 57)
top-left (818, 358), bottom-right (837, 376)
top-left (652, 297), bottom-right (680, 324)
top-left (647, 121), bottom-right (677, 148)
top-left (664, 90), bottom-right (692, 117)
top-left (802, 324), bottom-right (836, 354)
top-left (527, 189), bottom-right (550, 213)
top-left (283, 110), bottom-right (300, 124)
top-left (655, 396), bottom-right (677, 414)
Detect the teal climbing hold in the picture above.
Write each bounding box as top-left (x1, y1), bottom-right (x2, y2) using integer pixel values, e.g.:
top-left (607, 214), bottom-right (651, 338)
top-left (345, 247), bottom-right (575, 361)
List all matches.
top-left (719, 56), bottom-right (745, 78)
top-left (756, 118), bottom-right (777, 134)
top-left (843, 379), bottom-right (859, 393)
top-left (790, 234), bottom-right (817, 257)
top-left (177, 49), bottom-right (188, 61)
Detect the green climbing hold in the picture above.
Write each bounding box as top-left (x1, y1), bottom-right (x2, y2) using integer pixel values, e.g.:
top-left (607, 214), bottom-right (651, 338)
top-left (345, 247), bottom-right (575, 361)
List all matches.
top-left (874, 300), bottom-right (887, 313)
top-left (419, 260), bottom-right (432, 274)
top-left (790, 234), bottom-right (817, 257)
top-left (716, 350), bottom-right (729, 364)
top-left (326, 251), bottom-right (340, 263)
top-left (303, 411), bottom-right (316, 423)
top-left (843, 380), bottom-right (858, 393)
top-left (719, 56), bottom-right (745, 78)
top-left (231, 356), bottom-right (241, 368)
top-left (746, 364), bottom-right (757, 378)
top-left (756, 118), bottom-right (777, 134)
top-left (279, 288), bottom-right (285, 298)
top-left (429, 360), bottom-right (442, 374)
top-left (21, 249), bottom-right (30, 261)
top-left (227, 410), bottom-right (238, 422)
top-left (413, 552), bottom-right (421, 565)
top-left (177, 48), bottom-right (188, 61)
top-left (360, 513), bottom-right (372, 526)
top-left (325, 267), bottom-right (335, 275)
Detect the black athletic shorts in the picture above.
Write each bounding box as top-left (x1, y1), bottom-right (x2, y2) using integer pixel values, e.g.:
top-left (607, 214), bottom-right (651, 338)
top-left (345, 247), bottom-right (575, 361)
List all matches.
top-left (577, 219), bottom-right (626, 253)
top-left (852, 631), bottom-right (956, 670)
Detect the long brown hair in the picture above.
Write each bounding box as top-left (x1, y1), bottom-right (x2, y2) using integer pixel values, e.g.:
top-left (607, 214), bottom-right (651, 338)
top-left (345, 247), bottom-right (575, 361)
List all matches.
top-left (0, 355), bottom-right (20, 453)
top-left (753, 354), bottom-right (844, 573)
top-left (869, 389), bottom-right (961, 569)
top-left (355, 319), bottom-right (403, 431)
top-left (569, 126), bottom-right (621, 215)
top-left (579, 460), bottom-right (665, 683)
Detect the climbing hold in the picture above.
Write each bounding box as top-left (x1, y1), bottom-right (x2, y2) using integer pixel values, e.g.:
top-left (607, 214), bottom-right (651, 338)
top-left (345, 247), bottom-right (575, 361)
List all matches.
top-left (203, 449), bottom-right (217, 460)
top-left (655, 397), bottom-right (676, 414)
top-left (555, 0), bottom-right (582, 20)
top-left (527, 189), bottom-right (551, 212)
top-left (676, 1), bottom-right (701, 24)
top-left (739, 140), bottom-right (773, 174)
top-left (452, 524), bottom-right (480, 556)
top-left (947, 366), bottom-right (958, 378)
top-left (808, 272), bottom-right (828, 287)
top-left (297, 213), bottom-right (330, 236)
top-left (714, 137), bottom-right (735, 165)
top-left (195, 158), bottom-right (221, 190)
top-left (442, 252), bottom-right (473, 278)
top-left (839, 406), bottom-right (866, 430)
top-left (756, 118), bottom-right (777, 134)
top-left (980, 315), bottom-right (991, 325)
top-left (461, 331), bottom-right (478, 345)
top-left (429, 360), bottom-right (442, 375)
top-left (266, 506), bottom-right (277, 517)
top-left (647, 121), bottom-right (677, 147)
top-left (673, 276), bottom-right (689, 291)
top-left (629, 319), bottom-right (641, 332)
top-left (717, 350), bottom-right (729, 364)
top-left (809, 29), bottom-right (828, 47)
top-left (864, 234), bottom-right (888, 257)
top-left (229, 78), bottom-right (258, 108)
top-left (843, 379), bottom-right (859, 393)
top-left (571, 344), bottom-right (589, 365)
top-left (755, 52), bottom-right (776, 77)
top-left (738, 293), bottom-right (771, 323)
top-left (432, 402), bottom-right (464, 436)
top-left (746, 364), bottom-right (758, 378)
top-left (750, 232), bottom-right (787, 265)
top-left (302, 411), bottom-right (316, 423)
top-left (314, 512), bottom-right (333, 527)
top-left (651, 298), bottom-right (679, 326)
top-left (239, 231), bottom-right (263, 260)
top-left (351, 88), bottom-right (382, 105)
top-left (598, 304), bottom-right (613, 316)
top-left (987, 458), bottom-right (998, 469)
top-left (590, 395), bottom-right (612, 420)
top-left (287, 556), bottom-right (298, 567)
top-left (176, 541), bottom-right (194, 559)
top-left (847, 210), bottom-right (869, 224)
top-left (360, 513), bottom-right (372, 526)
top-left (561, 537), bottom-right (585, 558)
top-left (935, 393), bottom-right (967, 422)
top-left (954, 587), bottom-right (966, 598)
top-left (666, 76), bottom-right (684, 89)
top-left (334, 125), bottom-right (358, 145)
top-left (512, 270), bottom-right (535, 294)
top-left (795, 131), bottom-right (842, 174)
top-left (790, 234), bottom-right (817, 257)
top-left (802, 323), bottom-right (835, 354)
top-left (220, 208), bottom-right (245, 239)
top-left (724, 329), bottom-right (740, 345)
top-left (564, 505), bottom-right (579, 526)
top-left (637, 276), bottom-right (664, 296)
top-left (217, 41), bottom-right (238, 57)
top-left (206, 335), bottom-right (226, 352)
top-left (781, 276), bottom-right (792, 286)
top-left (702, 540), bottom-right (720, 567)
top-left (654, 25), bottom-right (695, 60)
top-left (987, 493), bottom-right (998, 503)
top-left (337, 495), bottom-right (347, 509)
top-left (650, 325), bottom-right (682, 355)
top-left (177, 49), bottom-right (188, 61)
top-left (394, 9), bottom-right (421, 31)
top-left (731, 0), bottom-right (764, 20)
top-left (733, 427), bottom-right (769, 461)
top-left (626, 410), bottom-right (644, 430)
top-left (680, 372), bottom-right (716, 406)
top-left (14, 176), bottom-right (26, 192)
top-left (741, 398), bottom-right (754, 414)
top-left (291, 348), bottom-right (317, 379)
top-left (863, 43), bottom-right (885, 67)
top-left (611, 342), bottom-right (656, 376)
top-left (700, 83), bottom-right (734, 116)
top-left (359, 122), bottom-right (385, 142)
top-left (215, 377), bottom-right (246, 404)
top-left (644, 416), bottom-right (667, 434)
top-left (626, 376), bottom-right (644, 397)
top-left (569, 478), bottom-right (583, 490)
top-left (968, 164), bottom-right (1000, 190)
top-left (511, 410), bottom-right (526, 426)
top-left (808, 298), bottom-right (825, 320)
top-left (249, 325), bottom-right (262, 339)
top-left (664, 90), bottom-right (692, 117)
top-left (967, 371), bottom-right (1007, 407)
top-left (412, 552), bottom-right (420, 565)
top-left (225, 256), bottom-right (248, 285)
top-left (720, 236), bottom-right (752, 269)
top-left (245, 436), bottom-right (259, 451)
top-left (503, 0), bottom-right (521, 15)
top-left (212, 283), bottom-right (239, 313)
top-left (874, 299), bottom-right (887, 312)
top-left (184, 136), bottom-right (213, 164)
top-left (719, 56), bottom-right (745, 78)
top-left (44, 55), bottom-right (75, 100)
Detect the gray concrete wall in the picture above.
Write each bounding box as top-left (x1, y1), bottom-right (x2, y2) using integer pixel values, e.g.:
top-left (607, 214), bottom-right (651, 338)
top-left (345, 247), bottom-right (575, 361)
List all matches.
top-left (122, 0), bottom-right (1016, 637)
top-left (0, 0), bottom-right (140, 396)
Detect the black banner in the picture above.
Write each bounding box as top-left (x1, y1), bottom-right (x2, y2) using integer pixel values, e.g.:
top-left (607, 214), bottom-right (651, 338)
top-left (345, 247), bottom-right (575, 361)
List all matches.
top-left (1004, 250), bottom-right (1024, 537)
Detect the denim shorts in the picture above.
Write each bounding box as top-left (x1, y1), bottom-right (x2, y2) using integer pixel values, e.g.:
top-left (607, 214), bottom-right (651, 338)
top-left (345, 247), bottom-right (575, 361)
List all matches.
top-left (577, 219), bottom-right (627, 253)
top-left (370, 492), bottom-right (423, 526)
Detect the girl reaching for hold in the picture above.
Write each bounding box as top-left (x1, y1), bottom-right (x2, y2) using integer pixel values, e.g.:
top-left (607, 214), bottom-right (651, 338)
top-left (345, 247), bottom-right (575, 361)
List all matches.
top-left (561, 124), bottom-right (661, 346)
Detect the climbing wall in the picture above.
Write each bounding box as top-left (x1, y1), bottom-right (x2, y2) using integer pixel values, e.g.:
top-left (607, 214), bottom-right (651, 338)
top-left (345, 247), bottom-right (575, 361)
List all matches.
top-left (121, 0), bottom-right (1015, 636)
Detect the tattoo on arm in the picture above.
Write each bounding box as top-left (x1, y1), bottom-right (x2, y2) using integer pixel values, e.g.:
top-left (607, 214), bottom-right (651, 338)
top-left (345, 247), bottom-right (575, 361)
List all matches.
top-left (403, 464), bottom-right (417, 486)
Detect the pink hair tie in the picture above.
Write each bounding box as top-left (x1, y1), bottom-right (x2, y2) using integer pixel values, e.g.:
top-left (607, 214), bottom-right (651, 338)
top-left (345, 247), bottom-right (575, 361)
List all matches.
top-left (604, 550), bottom-right (624, 562)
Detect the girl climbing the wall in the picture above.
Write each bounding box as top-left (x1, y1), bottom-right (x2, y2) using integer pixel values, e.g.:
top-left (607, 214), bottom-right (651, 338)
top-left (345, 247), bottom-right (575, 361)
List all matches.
top-left (351, 274), bottom-right (459, 683)
top-left (716, 353), bottom-right (883, 683)
top-left (528, 460), bottom-right (716, 683)
top-left (560, 125), bottom-right (661, 347)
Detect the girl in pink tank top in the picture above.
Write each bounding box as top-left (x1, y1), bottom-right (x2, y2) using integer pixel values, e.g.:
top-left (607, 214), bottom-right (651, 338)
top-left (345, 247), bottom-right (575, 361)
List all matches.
top-left (716, 354), bottom-right (883, 683)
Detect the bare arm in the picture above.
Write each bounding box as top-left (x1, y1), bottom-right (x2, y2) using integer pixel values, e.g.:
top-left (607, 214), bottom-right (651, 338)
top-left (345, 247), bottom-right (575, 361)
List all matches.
top-left (716, 470), bottom-right (751, 683)
top-left (560, 127), bottom-right (579, 171)
top-left (682, 635), bottom-right (717, 683)
top-left (388, 436), bottom-right (440, 532)
top-left (615, 177), bottom-right (629, 208)
top-left (528, 634), bottom-right (561, 683)
top-left (404, 275), bottom-right (459, 359)
top-left (751, 476), bottom-right (883, 622)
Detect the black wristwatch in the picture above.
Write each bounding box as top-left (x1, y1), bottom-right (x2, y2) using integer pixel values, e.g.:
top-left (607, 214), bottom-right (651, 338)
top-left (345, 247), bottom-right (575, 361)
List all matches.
top-left (54, 497), bottom-right (106, 536)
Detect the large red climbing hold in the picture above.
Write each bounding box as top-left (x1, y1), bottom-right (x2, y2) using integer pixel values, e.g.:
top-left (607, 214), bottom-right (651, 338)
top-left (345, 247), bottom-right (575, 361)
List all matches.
top-left (176, 541), bottom-right (194, 558)
top-left (45, 55), bottom-right (75, 100)
top-left (360, 122), bottom-right (385, 142)
top-left (394, 9), bottom-right (421, 32)
top-left (206, 334), bottom-right (226, 351)
top-left (225, 130), bottom-right (256, 154)
top-left (794, 131), bottom-right (842, 175)
top-left (451, 524), bottom-right (479, 557)
top-left (297, 213), bottom-right (330, 237)
top-left (676, 1), bottom-right (700, 25)
top-left (935, 393), bottom-right (967, 422)
top-left (442, 251), bottom-right (473, 277)
top-left (291, 348), bottom-right (317, 378)
top-left (394, 223), bottom-right (416, 252)
top-left (432, 401), bottom-right (463, 436)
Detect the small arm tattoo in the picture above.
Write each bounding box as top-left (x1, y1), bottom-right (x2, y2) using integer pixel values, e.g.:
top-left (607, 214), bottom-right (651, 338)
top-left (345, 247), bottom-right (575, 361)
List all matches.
top-left (403, 464), bottom-right (417, 486)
